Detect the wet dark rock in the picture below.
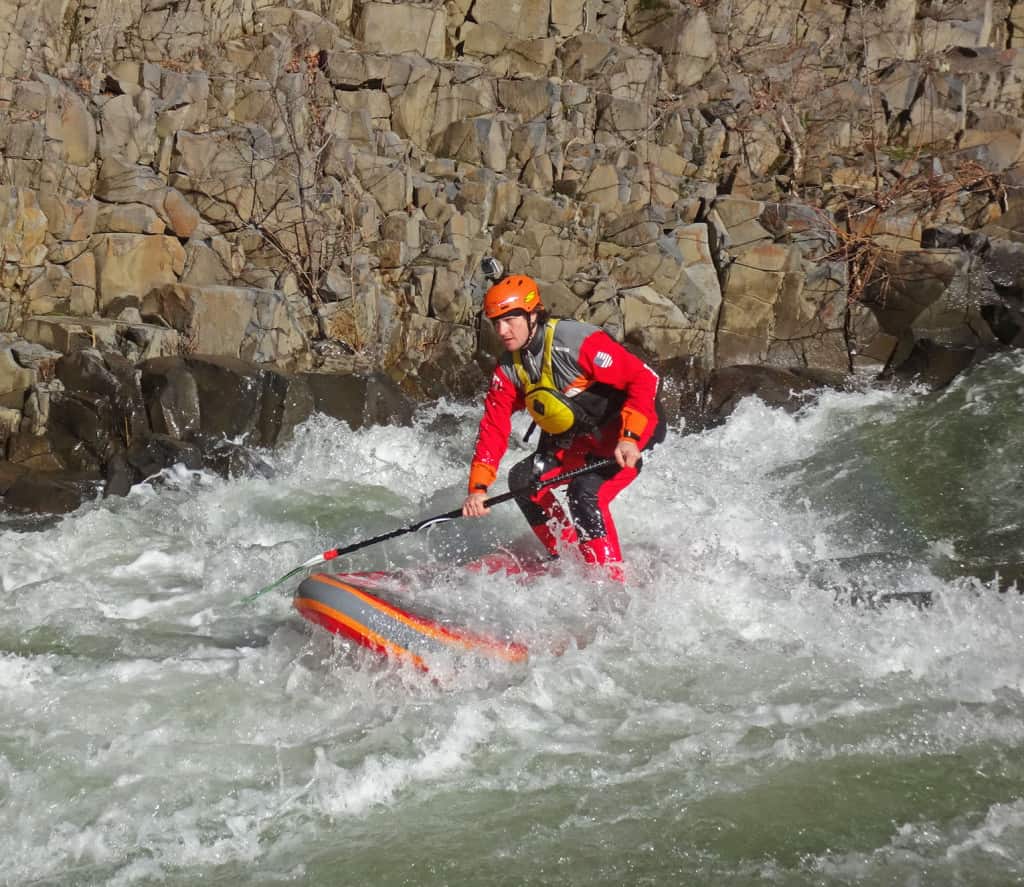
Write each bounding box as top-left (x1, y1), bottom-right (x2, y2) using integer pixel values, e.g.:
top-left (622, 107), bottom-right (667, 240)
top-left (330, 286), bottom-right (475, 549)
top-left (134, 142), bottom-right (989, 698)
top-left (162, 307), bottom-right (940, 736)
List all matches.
top-left (103, 450), bottom-right (134, 497)
top-left (139, 358), bottom-right (201, 440)
top-left (140, 355), bottom-right (316, 447)
top-left (47, 391), bottom-right (117, 464)
top-left (863, 250), bottom-right (966, 332)
top-left (1, 468), bottom-right (97, 515)
top-left (56, 349), bottom-right (123, 400)
top-left (419, 357), bottom-right (490, 402)
top-left (862, 246), bottom-right (1007, 384)
top-left (127, 434), bottom-right (203, 479)
top-left (0, 462), bottom-right (23, 496)
top-left (657, 361), bottom-right (846, 431)
top-left (3, 353), bottom-right (423, 515)
top-left (982, 303), bottom-right (1024, 347)
top-left (191, 433), bottom-right (274, 479)
top-left (706, 366), bottom-right (846, 421)
top-left (651, 356), bottom-right (710, 431)
top-left (301, 370), bottom-right (416, 428)
top-left (885, 340), bottom-right (1002, 389)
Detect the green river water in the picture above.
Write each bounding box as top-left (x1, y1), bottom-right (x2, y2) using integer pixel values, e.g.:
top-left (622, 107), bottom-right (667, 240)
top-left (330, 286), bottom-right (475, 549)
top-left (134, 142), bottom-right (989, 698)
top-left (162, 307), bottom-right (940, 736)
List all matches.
top-left (1, 352), bottom-right (1022, 886)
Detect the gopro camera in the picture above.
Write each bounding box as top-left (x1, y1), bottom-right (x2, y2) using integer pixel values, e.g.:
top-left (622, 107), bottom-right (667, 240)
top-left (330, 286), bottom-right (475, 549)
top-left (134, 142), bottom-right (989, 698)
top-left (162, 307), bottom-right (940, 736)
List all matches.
top-left (480, 256), bottom-right (504, 281)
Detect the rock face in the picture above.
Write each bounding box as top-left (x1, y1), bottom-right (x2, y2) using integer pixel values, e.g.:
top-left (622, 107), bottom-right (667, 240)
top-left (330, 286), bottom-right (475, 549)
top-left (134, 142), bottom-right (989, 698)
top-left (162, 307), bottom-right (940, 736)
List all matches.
top-left (1, 0), bottom-right (1023, 510)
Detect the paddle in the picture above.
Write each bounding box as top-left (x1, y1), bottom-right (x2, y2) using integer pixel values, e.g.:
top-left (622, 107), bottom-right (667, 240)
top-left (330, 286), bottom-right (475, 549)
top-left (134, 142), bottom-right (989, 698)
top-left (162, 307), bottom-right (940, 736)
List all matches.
top-left (243, 458), bottom-right (617, 602)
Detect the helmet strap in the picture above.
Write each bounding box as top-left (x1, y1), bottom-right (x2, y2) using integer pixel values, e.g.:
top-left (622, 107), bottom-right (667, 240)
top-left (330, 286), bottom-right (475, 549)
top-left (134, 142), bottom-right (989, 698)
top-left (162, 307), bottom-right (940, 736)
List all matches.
top-left (524, 312), bottom-right (546, 350)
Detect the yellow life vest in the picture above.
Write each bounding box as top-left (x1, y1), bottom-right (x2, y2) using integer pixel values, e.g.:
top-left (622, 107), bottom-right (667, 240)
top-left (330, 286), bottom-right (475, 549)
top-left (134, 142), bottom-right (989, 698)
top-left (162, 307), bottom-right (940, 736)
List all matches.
top-left (511, 319), bottom-right (587, 436)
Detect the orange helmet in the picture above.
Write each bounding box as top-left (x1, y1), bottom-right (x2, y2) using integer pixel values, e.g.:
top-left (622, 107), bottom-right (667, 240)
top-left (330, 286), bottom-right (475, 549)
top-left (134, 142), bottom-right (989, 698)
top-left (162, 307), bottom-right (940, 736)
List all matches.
top-left (483, 275), bottom-right (543, 320)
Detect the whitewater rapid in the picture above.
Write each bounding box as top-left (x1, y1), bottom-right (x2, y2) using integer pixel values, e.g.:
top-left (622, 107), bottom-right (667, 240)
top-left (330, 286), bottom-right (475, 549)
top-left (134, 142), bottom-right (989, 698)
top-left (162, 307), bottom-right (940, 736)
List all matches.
top-left (1, 353), bottom-right (1022, 885)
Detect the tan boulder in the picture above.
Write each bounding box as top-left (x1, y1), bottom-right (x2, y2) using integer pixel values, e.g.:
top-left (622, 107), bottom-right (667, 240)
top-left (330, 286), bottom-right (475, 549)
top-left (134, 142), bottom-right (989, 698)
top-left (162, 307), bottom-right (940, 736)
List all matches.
top-left (957, 128), bottom-right (1023, 173)
top-left (387, 313), bottom-right (476, 383)
top-left (0, 341), bottom-right (36, 408)
top-left (497, 37), bottom-right (557, 78)
top-left (67, 252), bottom-right (97, 290)
top-left (711, 196), bottom-right (772, 251)
top-left (431, 79), bottom-right (499, 142)
top-left (430, 267), bottom-right (472, 322)
top-left (0, 3), bottom-right (30, 78)
top-left (407, 265), bottom-right (434, 315)
top-left (325, 50), bottom-right (393, 89)
top-left (604, 219), bottom-right (722, 367)
top-left (919, 7), bottom-right (992, 51)
top-left (98, 94), bottom-right (154, 165)
top-left (596, 94), bottom-right (650, 142)
top-left (559, 35), bottom-right (659, 105)
top-left (26, 264), bottom-right (73, 315)
top-left (550, 0), bottom-right (585, 35)
top-left (20, 316), bottom-right (181, 361)
top-left (672, 224), bottom-right (723, 318)
top-left (368, 239), bottom-right (408, 268)
top-left (848, 212), bottom-right (922, 252)
top-left (580, 163), bottom-right (624, 212)
top-left (171, 127), bottom-right (277, 224)
top-left (37, 75), bottom-right (97, 167)
top-left (1013, 4), bottom-right (1024, 47)
top-left (93, 234), bottom-right (187, 312)
top-left (390, 59), bottom-right (441, 149)
top-left (489, 178), bottom-right (522, 226)
top-left (907, 94), bottom-right (960, 149)
top-left (471, 0), bottom-right (550, 40)
top-left (740, 118), bottom-right (782, 179)
top-left (768, 261), bottom-right (849, 371)
top-left (498, 78), bottom-right (560, 121)
top-left (162, 189), bottom-right (201, 239)
top-left (854, 0), bottom-right (917, 68)
top-left (717, 242), bottom-right (799, 366)
top-left (141, 284), bottom-right (309, 366)
top-left (95, 155), bottom-right (167, 204)
top-left (436, 117), bottom-right (511, 171)
top-left (36, 195), bottom-right (98, 242)
top-left (620, 285), bottom-right (704, 361)
top-left (629, 8), bottom-right (716, 91)
top-left (0, 188), bottom-right (48, 267)
top-left (459, 22), bottom-right (510, 57)
top-left (180, 239), bottom-right (239, 287)
top-left (357, 2), bottom-right (447, 59)
top-left (95, 203), bottom-right (167, 235)
top-left (353, 154), bottom-right (410, 214)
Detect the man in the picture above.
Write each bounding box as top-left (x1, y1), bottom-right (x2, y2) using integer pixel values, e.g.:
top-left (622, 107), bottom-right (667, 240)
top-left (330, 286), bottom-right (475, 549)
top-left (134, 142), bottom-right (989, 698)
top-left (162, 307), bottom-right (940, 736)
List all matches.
top-left (462, 273), bottom-right (663, 580)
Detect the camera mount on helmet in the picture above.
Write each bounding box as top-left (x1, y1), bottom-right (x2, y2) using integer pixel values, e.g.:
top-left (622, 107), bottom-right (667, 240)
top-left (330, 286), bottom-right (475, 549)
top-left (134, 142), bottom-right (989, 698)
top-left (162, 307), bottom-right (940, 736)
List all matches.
top-left (481, 256), bottom-right (504, 282)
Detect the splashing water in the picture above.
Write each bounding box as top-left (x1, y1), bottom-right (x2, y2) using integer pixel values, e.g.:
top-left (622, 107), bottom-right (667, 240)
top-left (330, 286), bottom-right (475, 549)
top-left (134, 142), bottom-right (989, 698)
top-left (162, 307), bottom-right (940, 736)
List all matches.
top-left (1, 353), bottom-right (1023, 886)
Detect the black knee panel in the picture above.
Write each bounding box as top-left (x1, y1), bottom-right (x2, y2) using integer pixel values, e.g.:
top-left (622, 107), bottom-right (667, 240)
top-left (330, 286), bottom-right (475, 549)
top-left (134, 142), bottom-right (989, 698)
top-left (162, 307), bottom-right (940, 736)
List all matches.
top-left (509, 455), bottom-right (548, 526)
top-left (567, 472), bottom-right (607, 540)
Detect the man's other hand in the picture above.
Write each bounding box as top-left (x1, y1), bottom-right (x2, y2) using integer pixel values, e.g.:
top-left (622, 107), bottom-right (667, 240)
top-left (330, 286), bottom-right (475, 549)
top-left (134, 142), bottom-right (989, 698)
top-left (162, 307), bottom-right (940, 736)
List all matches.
top-left (462, 492), bottom-right (490, 517)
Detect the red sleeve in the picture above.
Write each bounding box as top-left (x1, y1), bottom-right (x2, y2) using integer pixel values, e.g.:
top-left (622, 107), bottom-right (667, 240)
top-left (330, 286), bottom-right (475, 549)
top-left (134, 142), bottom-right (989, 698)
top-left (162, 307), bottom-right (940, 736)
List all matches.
top-left (577, 331), bottom-right (660, 447)
top-left (468, 363), bottom-right (524, 492)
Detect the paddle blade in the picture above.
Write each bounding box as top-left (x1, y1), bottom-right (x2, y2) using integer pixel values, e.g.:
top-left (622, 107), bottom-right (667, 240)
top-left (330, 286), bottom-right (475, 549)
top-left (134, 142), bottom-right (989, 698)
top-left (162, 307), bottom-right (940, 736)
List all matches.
top-left (241, 554), bottom-right (326, 604)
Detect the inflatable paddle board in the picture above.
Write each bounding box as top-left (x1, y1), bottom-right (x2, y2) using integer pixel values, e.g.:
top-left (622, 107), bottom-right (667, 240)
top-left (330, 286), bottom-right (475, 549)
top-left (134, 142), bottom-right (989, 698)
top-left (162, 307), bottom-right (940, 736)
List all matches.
top-left (293, 571), bottom-right (529, 671)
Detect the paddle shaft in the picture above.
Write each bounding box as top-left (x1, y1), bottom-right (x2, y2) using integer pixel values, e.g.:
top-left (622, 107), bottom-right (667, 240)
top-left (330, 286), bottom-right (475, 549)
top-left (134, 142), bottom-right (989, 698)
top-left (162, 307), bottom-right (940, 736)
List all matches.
top-left (243, 457), bottom-right (618, 603)
top-left (320, 457), bottom-right (617, 561)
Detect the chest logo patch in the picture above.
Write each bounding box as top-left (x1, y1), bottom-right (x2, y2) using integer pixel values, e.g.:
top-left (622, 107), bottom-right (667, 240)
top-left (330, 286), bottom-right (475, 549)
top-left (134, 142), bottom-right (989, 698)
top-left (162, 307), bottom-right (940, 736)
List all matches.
top-left (594, 351), bottom-right (613, 368)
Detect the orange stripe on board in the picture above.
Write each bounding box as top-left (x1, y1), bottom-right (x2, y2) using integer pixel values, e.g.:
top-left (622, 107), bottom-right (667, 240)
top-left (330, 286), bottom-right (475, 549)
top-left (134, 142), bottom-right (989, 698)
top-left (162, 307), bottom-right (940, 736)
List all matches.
top-left (295, 596), bottom-right (427, 670)
top-left (314, 574), bottom-right (527, 662)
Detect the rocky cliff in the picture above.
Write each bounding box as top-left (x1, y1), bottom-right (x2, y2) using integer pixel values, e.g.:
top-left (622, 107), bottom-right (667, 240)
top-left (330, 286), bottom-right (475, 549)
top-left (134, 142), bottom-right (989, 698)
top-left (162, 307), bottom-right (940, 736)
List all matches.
top-left (1, 0), bottom-right (1023, 512)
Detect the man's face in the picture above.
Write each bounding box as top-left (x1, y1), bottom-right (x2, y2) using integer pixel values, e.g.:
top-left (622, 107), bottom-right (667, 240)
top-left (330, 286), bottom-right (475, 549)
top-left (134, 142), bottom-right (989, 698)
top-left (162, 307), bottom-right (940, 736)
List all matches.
top-left (493, 312), bottom-right (531, 351)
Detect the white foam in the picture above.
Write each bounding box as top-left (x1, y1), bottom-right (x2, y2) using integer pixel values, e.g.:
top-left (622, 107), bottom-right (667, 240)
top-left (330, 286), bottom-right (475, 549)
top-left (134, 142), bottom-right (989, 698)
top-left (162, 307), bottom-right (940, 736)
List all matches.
top-left (1, 360), bottom-right (1023, 883)
top-left (312, 703), bottom-right (492, 817)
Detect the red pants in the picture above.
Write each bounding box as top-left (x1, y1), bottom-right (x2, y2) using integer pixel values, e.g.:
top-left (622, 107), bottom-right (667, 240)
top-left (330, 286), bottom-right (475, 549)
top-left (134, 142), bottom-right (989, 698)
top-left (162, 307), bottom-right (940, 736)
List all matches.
top-left (509, 438), bottom-right (638, 572)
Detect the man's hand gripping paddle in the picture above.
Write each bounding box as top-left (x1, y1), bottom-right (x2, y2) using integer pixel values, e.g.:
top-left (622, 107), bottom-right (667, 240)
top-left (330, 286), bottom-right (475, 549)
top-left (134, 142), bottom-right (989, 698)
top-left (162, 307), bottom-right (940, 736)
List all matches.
top-left (243, 458), bottom-right (616, 603)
